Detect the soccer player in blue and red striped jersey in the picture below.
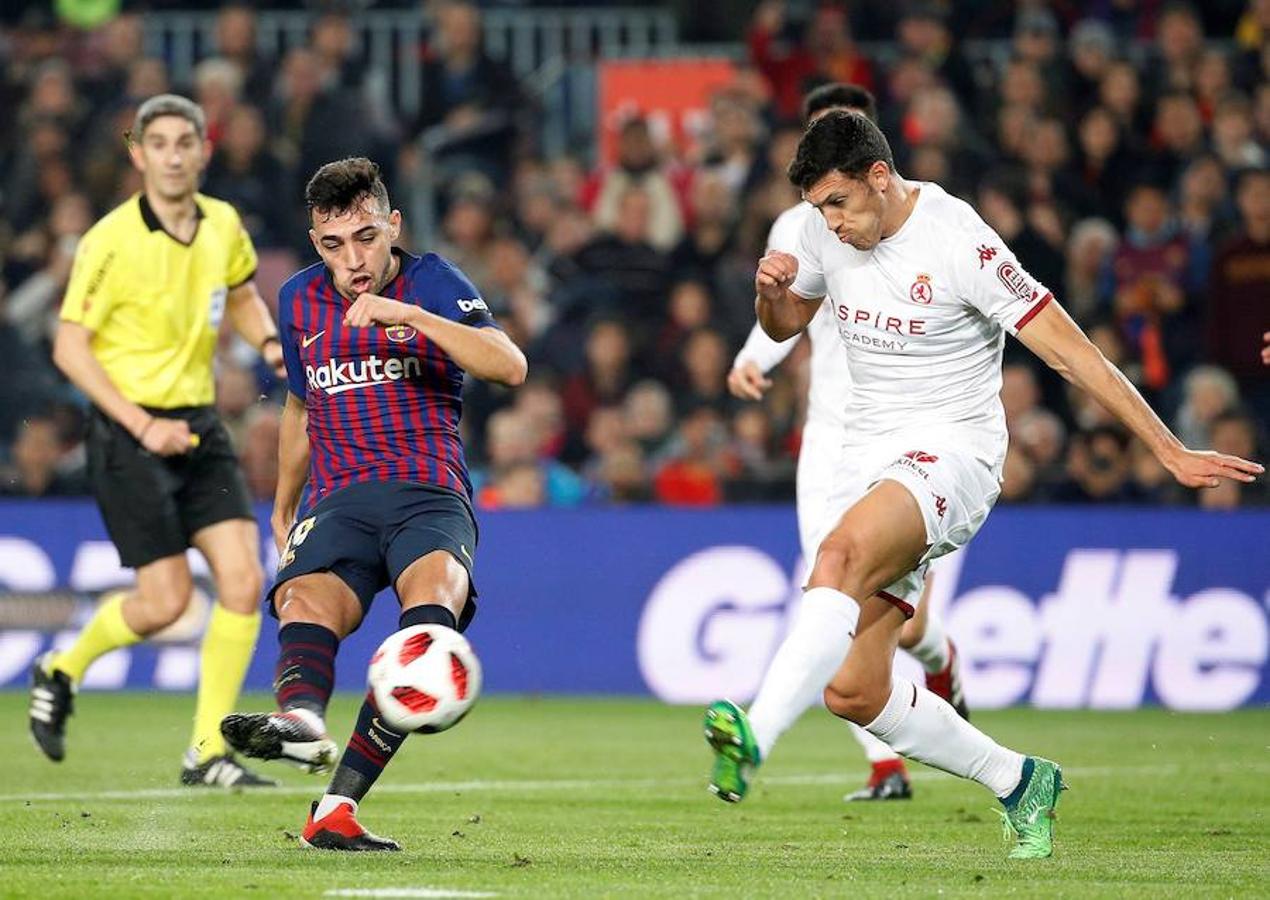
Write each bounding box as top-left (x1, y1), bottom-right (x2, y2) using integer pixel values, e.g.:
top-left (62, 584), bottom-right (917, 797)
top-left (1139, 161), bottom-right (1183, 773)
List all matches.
top-left (221, 157), bottom-right (526, 851)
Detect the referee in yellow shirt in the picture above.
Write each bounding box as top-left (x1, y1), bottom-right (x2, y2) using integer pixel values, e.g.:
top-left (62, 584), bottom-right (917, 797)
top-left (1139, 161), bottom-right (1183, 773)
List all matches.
top-left (28, 95), bottom-right (282, 787)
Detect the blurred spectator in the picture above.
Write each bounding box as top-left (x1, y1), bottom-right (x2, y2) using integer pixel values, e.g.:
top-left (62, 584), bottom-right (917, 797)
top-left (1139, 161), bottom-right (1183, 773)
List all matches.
top-left (1067, 19), bottom-right (1118, 116)
top-left (1001, 363), bottom-right (1042, 429)
top-left (438, 185), bottom-right (497, 291)
top-left (1000, 445), bottom-right (1038, 503)
top-left (0, 415), bottom-right (86, 497)
top-left (671, 173), bottom-right (737, 293)
top-left (701, 90), bottom-right (766, 194)
top-left (1071, 106), bottom-right (1139, 223)
top-left (1174, 365), bottom-right (1242, 447)
top-left (561, 319), bottom-right (635, 446)
top-left (1206, 169), bottom-right (1270, 407)
top-left (747, 1), bottom-right (876, 122)
top-left (582, 116), bottom-right (686, 252)
top-left (474, 408), bottom-right (586, 507)
top-left (622, 379), bottom-right (674, 456)
top-left (481, 460), bottom-right (547, 509)
top-left (1149, 91), bottom-right (1208, 186)
top-left (1064, 218), bottom-right (1119, 321)
top-left (1142, 3), bottom-right (1205, 97)
top-left (1099, 61), bottom-right (1150, 138)
top-left (1055, 426), bottom-right (1142, 504)
top-left (239, 404), bottom-right (281, 502)
top-left (212, 3), bottom-right (275, 101)
top-left (1177, 155), bottom-right (1232, 249)
top-left (572, 187), bottom-right (672, 331)
top-left (203, 105), bottom-right (290, 249)
top-left (725, 405), bottom-right (794, 500)
top-left (409, 0), bottom-right (527, 189)
top-left (895, 3), bottom-right (976, 105)
top-left (1013, 408), bottom-right (1068, 497)
top-left (1212, 95), bottom-right (1267, 170)
top-left (902, 86), bottom-right (991, 198)
top-left (192, 58), bottom-right (243, 147)
top-left (1206, 410), bottom-right (1269, 505)
top-left (1107, 182), bottom-right (1203, 390)
top-left (591, 440), bottom-right (652, 503)
top-left (676, 328), bottom-right (733, 415)
top-left (978, 177), bottom-right (1064, 295)
top-left (216, 361), bottom-right (261, 451)
top-left (653, 405), bottom-right (729, 506)
top-left (4, 192), bottom-right (92, 347)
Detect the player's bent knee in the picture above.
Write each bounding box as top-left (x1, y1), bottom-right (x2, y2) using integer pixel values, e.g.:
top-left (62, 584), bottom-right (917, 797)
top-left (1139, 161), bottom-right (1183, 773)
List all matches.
top-left (823, 679), bottom-right (891, 725)
top-left (272, 577), bottom-right (357, 635)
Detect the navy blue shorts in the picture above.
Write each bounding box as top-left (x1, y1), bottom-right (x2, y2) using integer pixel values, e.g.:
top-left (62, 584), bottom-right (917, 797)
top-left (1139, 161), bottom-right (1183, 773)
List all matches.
top-left (269, 480), bottom-right (479, 631)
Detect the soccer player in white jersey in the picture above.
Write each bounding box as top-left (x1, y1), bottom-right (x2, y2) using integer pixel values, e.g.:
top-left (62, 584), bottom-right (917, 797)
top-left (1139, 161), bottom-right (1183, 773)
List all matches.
top-left (729, 84), bottom-right (966, 804)
top-left (705, 111), bottom-right (1263, 859)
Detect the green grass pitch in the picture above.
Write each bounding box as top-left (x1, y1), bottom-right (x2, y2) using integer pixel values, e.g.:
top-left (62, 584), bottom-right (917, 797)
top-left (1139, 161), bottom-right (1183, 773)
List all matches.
top-left (1, 693), bottom-right (1267, 898)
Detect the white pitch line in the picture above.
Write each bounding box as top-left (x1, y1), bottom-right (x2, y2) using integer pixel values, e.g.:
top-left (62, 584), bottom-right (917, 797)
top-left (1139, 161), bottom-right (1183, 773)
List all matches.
top-left (325, 890), bottom-right (498, 899)
top-left (0, 763), bottom-right (1213, 805)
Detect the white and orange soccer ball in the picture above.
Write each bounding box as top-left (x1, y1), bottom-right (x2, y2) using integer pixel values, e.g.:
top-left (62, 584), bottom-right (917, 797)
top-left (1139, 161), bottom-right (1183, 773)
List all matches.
top-left (367, 625), bottom-right (482, 734)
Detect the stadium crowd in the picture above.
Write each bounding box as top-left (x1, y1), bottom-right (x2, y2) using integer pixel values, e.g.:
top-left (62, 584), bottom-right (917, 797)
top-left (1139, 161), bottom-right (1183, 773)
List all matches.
top-left (0, 1), bottom-right (1266, 509)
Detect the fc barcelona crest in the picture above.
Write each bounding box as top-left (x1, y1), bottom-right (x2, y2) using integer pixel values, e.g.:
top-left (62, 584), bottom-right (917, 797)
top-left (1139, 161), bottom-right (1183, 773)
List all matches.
top-left (385, 324), bottom-right (417, 343)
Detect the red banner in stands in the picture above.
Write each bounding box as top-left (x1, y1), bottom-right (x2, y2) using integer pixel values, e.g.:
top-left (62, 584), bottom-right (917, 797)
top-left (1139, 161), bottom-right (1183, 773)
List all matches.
top-left (597, 59), bottom-right (739, 165)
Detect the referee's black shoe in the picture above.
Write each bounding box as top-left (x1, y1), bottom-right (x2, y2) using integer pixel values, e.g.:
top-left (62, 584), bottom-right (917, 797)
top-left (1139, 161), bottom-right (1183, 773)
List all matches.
top-left (29, 653), bottom-right (74, 762)
top-left (180, 750), bottom-right (277, 788)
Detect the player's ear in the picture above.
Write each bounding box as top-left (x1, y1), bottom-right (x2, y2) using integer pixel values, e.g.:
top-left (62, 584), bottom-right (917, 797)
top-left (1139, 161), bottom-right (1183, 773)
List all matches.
top-left (308, 228), bottom-right (322, 256)
top-left (388, 209), bottom-right (402, 242)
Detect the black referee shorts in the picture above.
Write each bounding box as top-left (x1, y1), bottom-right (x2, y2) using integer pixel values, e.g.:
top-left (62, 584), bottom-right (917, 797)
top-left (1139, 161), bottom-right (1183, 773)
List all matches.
top-left (86, 406), bottom-right (254, 569)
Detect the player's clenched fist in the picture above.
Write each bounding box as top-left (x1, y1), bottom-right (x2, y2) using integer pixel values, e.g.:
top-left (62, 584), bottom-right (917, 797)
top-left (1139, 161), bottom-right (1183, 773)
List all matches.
top-left (755, 250), bottom-right (799, 300)
top-left (344, 292), bottom-right (413, 328)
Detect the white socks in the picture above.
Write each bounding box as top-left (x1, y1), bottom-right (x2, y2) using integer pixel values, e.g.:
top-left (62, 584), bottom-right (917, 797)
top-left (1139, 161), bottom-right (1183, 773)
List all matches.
top-left (865, 678), bottom-right (1024, 798)
top-left (314, 793), bottom-right (357, 821)
top-left (748, 586), bottom-right (859, 761)
top-left (908, 614), bottom-right (951, 674)
top-left (851, 722), bottom-right (902, 763)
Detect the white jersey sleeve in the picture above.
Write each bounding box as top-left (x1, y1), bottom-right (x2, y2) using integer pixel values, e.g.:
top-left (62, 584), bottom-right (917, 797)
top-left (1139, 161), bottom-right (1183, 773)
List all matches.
top-left (734, 203), bottom-right (814, 372)
top-left (950, 217), bottom-right (1054, 336)
top-left (789, 204), bottom-right (828, 300)
top-left (734, 321), bottom-right (798, 372)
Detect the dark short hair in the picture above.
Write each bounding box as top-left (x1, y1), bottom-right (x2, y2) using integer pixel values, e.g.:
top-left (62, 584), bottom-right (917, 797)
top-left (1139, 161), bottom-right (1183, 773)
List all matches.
top-left (802, 83), bottom-right (878, 125)
top-left (305, 157), bottom-right (391, 221)
top-left (787, 109), bottom-right (895, 191)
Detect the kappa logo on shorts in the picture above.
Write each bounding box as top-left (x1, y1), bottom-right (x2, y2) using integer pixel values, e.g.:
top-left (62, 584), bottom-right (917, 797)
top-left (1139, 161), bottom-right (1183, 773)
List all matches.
top-left (909, 273), bottom-right (933, 305)
top-left (903, 450), bottom-right (939, 464)
top-left (934, 495), bottom-right (948, 519)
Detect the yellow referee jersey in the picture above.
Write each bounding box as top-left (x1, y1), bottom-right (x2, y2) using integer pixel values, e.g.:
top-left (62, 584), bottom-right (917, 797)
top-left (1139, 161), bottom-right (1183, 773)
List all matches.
top-left (60, 193), bottom-right (258, 408)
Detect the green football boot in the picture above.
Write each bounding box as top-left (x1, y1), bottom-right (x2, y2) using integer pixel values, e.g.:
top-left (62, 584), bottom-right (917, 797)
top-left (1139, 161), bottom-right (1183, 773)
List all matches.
top-left (998, 756), bottom-right (1067, 859)
top-left (703, 700), bottom-right (760, 803)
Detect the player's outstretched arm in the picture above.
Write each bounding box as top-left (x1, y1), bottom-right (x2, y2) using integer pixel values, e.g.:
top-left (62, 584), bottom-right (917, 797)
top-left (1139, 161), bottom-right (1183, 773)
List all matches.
top-left (1016, 301), bottom-right (1264, 489)
top-left (344, 292), bottom-right (528, 386)
top-left (755, 250), bottom-right (821, 342)
top-left (272, 391), bottom-right (310, 553)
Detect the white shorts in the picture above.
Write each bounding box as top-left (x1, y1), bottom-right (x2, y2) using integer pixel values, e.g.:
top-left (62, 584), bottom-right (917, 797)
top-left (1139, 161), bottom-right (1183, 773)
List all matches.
top-left (816, 433), bottom-right (1002, 617)
top-left (795, 419), bottom-right (843, 562)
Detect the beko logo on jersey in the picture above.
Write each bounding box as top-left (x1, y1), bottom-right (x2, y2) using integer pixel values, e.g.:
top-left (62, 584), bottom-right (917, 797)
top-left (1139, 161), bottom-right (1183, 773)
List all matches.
top-left (457, 298), bottom-right (489, 313)
top-left (305, 355), bottom-right (423, 394)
